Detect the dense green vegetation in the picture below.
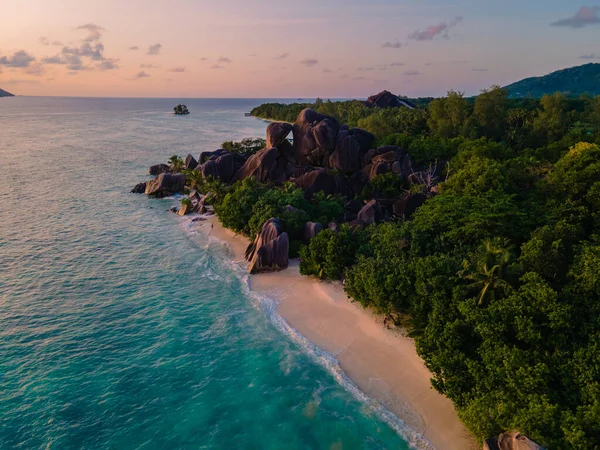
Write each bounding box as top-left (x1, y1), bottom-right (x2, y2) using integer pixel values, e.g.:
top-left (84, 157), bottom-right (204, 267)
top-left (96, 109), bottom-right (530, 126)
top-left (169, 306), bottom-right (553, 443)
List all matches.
top-left (209, 87), bottom-right (600, 448)
top-left (504, 63), bottom-right (600, 99)
top-left (221, 137), bottom-right (266, 156)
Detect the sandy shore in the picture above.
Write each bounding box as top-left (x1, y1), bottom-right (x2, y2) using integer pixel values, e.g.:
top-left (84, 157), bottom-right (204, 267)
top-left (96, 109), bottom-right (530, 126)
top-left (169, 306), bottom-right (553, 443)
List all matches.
top-left (206, 216), bottom-right (476, 450)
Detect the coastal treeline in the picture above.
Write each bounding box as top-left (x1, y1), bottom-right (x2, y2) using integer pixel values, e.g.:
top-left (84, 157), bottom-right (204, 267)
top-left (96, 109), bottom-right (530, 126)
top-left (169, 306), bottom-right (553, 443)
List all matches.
top-left (226, 88), bottom-right (600, 448)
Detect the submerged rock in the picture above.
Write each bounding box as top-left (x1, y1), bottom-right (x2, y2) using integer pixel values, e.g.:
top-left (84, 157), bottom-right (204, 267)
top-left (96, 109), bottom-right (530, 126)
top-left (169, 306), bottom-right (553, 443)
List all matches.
top-left (245, 218), bottom-right (289, 274)
top-left (145, 173), bottom-right (186, 197)
top-left (131, 182), bottom-right (147, 193)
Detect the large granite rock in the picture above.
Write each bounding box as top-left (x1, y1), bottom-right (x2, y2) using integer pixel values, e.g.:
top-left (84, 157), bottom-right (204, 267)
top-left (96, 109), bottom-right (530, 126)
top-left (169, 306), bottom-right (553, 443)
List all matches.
top-left (131, 182), bottom-right (147, 193)
top-left (266, 122), bottom-right (293, 149)
top-left (356, 199), bottom-right (383, 226)
top-left (149, 163), bottom-right (170, 176)
top-left (245, 218), bottom-right (289, 274)
top-left (199, 148), bottom-right (229, 164)
top-left (393, 193), bottom-right (426, 219)
top-left (303, 222), bottom-right (323, 244)
top-left (484, 432), bottom-right (545, 450)
top-left (294, 168), bottom-right (346, 199)
top-left (231, 147), bottom-right (286, 183)
top-left (366, 90), bottom-right (416, 109)
top-left (292, 109), bottom-right (340, 166)
top-left (201, 152), bottom-right (246, 183)
top-left (144, 173), bottom-right (186, 197)
top-left (184, 153), bottom-right (198, 170)
top-left (329, 127), bottom-right (375, 174)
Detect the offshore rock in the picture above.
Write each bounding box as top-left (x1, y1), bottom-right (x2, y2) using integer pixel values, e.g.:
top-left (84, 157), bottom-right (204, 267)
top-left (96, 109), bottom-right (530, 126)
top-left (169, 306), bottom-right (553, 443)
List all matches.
top-left (245, 218), bottom-right (289, 274)
top-left (144, 173), bottom-right (186, 197)
top-left (149, 163), bottom-right (170, 176)
top-left (185, 154), bottom-right (198, 170)
top-left (131, 182), bottom-right (147, 193)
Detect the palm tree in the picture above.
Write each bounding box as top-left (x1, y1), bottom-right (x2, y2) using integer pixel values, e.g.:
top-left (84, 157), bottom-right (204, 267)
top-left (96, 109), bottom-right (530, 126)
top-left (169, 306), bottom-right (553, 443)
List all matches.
top-left (184, 169), bottom-right (204, 190)
top-left (168, 155), bottom-right (184, 173)
top-left (460, 238), bottom-right (515, 306)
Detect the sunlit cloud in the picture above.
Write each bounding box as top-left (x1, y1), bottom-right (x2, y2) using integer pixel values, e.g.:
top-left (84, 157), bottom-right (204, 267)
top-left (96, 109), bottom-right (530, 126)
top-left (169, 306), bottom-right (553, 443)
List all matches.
top-left (129, 46), bottom-right (139, 51)
top-left (168, 67), bottom-right (186, 73)
top-left (300, 58), bottom-right (318, 67)
top-left (147, 43), bottom-right (162, 55)
top-left (218, 56), bottom-right (233, 63)
top-left (409, 16), bottom-right (463, 41)
top-left (76, 23), bottom-right (105, 42)
top-left (382, 41), bottom-right (403, 49)
top-left (135, 71), bottom-right (150, 78)
top-left (551, 6), bottom-right (600, 28)
top-left (274, 53), bottom-right (289, 60)
top-left (0, 50), bottom-right (36, 68)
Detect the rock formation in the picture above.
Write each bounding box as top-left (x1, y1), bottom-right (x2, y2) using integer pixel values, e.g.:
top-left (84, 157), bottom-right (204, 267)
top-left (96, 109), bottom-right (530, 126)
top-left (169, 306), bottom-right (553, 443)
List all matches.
top-left (144, 173), bottom-right (186, 197)
top-left (366, 90), bottom-right (416, 109)
top-left (232, 147), bottom-right (287, 184)
top-left (293, 109), bottom-right (340, 166)
top-left (245, 218), bottom-right (289, 273)
top-left (303, 222), bottom-right (323, 244)
top-left (131, 182), bottom-right (147, 193)
top-left (266, 122), bottom-right (293, 149)
top-left (149, 163), bottom-right (170, 176)
top-left (201, 152), bottom-right (247, 183)
top-left (185, 154), bottom-right (198, 170)
top-left (484, 432), bottom-right (545, 450)
top-left (393, 193), bottom-right (427, 219)
top-left (294, 168), bottom-right (346, 199)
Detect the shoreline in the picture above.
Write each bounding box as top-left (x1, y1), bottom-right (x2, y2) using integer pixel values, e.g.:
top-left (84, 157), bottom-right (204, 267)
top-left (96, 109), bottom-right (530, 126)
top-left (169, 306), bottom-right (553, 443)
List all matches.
top-left (204, 215), bottom-right (477, 450)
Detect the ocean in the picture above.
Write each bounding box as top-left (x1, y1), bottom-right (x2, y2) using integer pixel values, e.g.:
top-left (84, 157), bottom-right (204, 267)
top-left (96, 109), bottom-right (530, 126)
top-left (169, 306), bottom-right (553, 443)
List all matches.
top-left (0, 97), bottom-right (414, 449)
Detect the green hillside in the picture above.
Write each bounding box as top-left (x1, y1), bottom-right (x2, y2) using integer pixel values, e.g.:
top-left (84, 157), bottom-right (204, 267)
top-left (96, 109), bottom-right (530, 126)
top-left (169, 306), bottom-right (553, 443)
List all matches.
top-left (504, 63), bottom-right (600, 98)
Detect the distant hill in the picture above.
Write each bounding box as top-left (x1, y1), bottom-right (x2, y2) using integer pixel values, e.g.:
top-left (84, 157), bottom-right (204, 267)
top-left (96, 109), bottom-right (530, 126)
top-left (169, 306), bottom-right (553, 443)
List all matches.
top-left (0, 88), bottom-right (15, 97)
top-left (504, 63), bottom-right (600, 98)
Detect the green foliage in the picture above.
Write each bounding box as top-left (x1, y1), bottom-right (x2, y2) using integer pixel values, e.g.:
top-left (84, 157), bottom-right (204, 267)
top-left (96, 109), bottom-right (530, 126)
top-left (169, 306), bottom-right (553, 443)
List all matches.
top-left (215, 178), bottom-right (266, 237)
top-left (221, 137), bottom-right (266, 156)
top-left (181, 197), bottom-right (191, 206)
top-left (427, 90), bottom-right (471, 138)
top-left (361, 172), bottom-right (406, 199)
top-left (474, 86), bottom-right (509, 140)
top-left (168, 155), bottom-right (184, 173)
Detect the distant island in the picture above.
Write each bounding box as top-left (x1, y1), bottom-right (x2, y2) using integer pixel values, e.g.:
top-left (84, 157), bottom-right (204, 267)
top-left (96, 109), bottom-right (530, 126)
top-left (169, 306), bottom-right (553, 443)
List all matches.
top-left (173, 104), bottom-right (190, 115)
top-left (504, 62), bottom-right (600, 98)
top-left (0, 88), bottom-right (15, 97)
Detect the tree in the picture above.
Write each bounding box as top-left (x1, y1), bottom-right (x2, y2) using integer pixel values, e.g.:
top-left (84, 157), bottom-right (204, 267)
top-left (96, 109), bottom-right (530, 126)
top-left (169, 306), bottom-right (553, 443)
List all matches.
top-left (168, 155), bottom-right (184, 173)
top-left (474, 86), bottom-right (508, 141)
top-left (428, 90), bottom-right (471, 138)
top-left (460, 238), bottom-right (516, 306)
top-left (533, 93), bottom-right (569, 144)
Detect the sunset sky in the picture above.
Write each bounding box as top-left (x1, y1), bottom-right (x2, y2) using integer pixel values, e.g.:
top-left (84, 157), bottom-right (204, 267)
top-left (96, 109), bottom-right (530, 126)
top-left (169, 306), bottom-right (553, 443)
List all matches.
top-left (1, 1), bottom-right (598, 98)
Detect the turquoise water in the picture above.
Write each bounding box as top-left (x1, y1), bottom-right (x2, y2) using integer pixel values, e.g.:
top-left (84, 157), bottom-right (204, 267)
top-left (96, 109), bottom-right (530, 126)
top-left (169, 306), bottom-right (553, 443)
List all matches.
top-left (0, 97), bottom-right (415, 449)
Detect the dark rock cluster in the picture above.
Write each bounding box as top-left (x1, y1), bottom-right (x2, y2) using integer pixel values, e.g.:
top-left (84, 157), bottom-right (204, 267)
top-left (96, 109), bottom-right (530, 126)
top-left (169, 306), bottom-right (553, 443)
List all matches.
top-left (133, 107), bottom-right (440, 273)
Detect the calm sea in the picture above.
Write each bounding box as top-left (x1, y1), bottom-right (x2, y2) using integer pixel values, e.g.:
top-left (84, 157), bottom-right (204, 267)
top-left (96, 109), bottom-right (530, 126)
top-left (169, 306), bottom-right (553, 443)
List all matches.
top-left (0, 97), bottom-right (417, 449)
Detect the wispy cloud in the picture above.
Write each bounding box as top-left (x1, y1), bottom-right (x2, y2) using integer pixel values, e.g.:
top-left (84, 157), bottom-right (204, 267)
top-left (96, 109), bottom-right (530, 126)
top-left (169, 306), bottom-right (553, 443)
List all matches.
top-left (300, 58), bottom-right (318, 67)
top-left (168, 67), bottom-right (186, 73)
top-left (551, 6), bottom-right (600, 28)
top-left (129, 46), bottom-right (139, 51)
top-left (472, 68), bottom-right (488, 72)
top-left (382, 40), bottom-right (403, 49)
top-left (148, 44), bottom-right (162, 55)
top-left (140, 63), bottom-right (159, 68)
top-left (409, 16), bottom-right (463, 41)
top-left (210, 64), bottom-right (224, 69)
top-left (218, 56), bottom-right (233, 63)
top-left (390, 62), bottom-right (405, 66)
top-left (39, 37), bottom-right (50, 46)
top-left (98, 59), bottom-right (119, 71)
top-left (579, 53), bottom-right (600, 59)
top-left (77, 23), bottom-right (105, 42)
top-left (322, 68), bottom-right (332, 73)
top-left (0, 50), bottom-right (36, 68)
top-left (404, 70), bottom-right (422, 76)
top-left (353, 76), bottom-right (365, 80)
top-left (135, 71), bottom-right (150, 78)
top-left (199, 57), bottom-right (208, 61)
top-left (274, 53), bottom-right (289, 60)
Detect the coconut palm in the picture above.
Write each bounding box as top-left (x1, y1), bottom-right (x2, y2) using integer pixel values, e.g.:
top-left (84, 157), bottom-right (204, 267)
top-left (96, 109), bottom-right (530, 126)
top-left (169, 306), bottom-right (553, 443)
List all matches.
top-left (460, 238), bottom-right (515, 306)
top-left (184, 169), bottom-right (204, 190)
top-left (168, 155), bottom-right (184, 173)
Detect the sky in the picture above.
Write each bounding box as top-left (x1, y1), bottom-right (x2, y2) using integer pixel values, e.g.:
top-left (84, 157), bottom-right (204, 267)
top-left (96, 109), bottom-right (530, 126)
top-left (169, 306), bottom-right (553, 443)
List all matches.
top-left (1, 0), bottom-right (599, 98)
